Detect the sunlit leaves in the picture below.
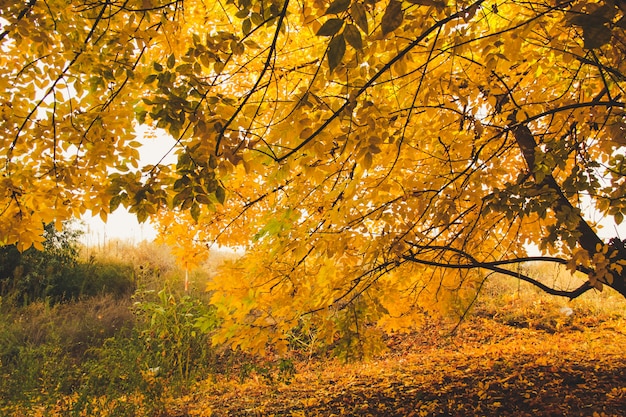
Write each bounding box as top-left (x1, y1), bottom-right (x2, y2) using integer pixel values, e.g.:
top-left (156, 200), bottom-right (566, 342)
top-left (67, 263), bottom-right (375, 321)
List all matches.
top-left (0, 0), bottom-right (185, 245)
top-left (3, 0), bottom-right (626, 359)
top-left (154, 210), bottom-right (209, 271)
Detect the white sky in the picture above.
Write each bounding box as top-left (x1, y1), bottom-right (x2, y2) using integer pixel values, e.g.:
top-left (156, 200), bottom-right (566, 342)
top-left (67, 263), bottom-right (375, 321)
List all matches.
top-left (80, 127), bottom-right (177, 245)
top-left (81, 210), bottom-right (158, 245)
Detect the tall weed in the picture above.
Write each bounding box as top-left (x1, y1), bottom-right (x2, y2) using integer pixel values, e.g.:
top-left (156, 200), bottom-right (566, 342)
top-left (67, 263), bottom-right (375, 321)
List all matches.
top-left (132, 287), bottom-right (220, 389)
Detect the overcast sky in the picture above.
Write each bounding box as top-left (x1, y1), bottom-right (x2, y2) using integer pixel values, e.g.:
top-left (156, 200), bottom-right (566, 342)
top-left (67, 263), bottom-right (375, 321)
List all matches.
top-left (80, 127), bottom-right (176, 245)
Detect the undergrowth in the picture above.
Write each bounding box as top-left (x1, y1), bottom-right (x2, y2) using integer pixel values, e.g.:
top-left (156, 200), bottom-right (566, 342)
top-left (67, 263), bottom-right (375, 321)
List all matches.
top-left (0, 239), bottom-right (294, 417)
top-left (1, 239), bottom-right (624, 416)
top-left (473, 262), bottom-right (625, 331)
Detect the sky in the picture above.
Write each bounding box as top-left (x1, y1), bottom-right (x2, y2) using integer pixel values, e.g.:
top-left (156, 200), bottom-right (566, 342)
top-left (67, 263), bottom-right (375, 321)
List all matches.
top-left (81, 210), bottom-right (158, 246)
top-left (80, 127), bottom-right (176, 246)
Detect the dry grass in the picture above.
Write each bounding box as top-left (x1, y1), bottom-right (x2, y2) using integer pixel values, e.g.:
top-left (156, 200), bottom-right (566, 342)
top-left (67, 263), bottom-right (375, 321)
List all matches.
top-left (5, 295), bottom-right (135, 355)
top-left (81, 240), bottom-right (238, 296)
top-left (472, 262), bottom-right (625, 334)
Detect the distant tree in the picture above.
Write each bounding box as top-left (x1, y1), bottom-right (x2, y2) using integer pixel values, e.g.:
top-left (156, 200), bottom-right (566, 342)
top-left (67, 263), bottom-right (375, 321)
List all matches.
top-left (0, 223), bottom-right (81, 303)
top-left (1, 0), bottom-right (625, 351)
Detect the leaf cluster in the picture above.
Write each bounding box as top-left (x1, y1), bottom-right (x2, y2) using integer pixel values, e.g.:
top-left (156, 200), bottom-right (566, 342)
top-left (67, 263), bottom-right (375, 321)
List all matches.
top-left (2, 0), bottom-right (626, 357)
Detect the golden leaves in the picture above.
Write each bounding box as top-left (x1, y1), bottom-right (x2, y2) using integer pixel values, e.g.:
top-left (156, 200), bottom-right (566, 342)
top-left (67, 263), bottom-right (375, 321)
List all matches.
top-left (3, 0), bottom-right (626, 365)
top-left (0, 0), bottom-right (182, 247)
top-left (165, 310), bottom-right (626, 416)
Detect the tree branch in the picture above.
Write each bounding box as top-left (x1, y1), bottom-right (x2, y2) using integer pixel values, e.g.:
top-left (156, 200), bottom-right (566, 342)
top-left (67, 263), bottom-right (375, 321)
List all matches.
top-left (510, 124), bottom-right (626, 297)
top-left (275, 0), bottom-right (487, 162)
top-left (401, 246), bottom-right (594, 299)
top-left (214, 0), bottom-right (291, 156)
top-left (0, 0), bottom-right (37, 42)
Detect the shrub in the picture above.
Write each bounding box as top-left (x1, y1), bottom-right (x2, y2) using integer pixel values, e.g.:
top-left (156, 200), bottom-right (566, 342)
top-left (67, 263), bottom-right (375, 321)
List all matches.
top-left (60, 260), bottom-right (135, 300)
top-left (0, 222), bottom-right (81, 304)
top-left (0, 223), bottom-right (139, 304)
top-left (132, 287), bottom-right (220, 390)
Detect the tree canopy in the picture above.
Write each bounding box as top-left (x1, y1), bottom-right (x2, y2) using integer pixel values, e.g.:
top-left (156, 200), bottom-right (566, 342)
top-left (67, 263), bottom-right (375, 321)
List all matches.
top-left (1, 0), bottom-right (625, 353)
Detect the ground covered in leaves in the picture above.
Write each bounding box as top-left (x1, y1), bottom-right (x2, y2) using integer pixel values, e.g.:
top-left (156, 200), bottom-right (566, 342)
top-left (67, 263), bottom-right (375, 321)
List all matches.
top-left (169, 314), bottom-right (626, 417)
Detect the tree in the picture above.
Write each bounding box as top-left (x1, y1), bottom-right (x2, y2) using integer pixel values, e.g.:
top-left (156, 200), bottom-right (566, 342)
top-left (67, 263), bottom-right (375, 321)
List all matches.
top-left (1, 0), bottom-right (625, 352)
top-left (0, 222), bottom-right (81, 303)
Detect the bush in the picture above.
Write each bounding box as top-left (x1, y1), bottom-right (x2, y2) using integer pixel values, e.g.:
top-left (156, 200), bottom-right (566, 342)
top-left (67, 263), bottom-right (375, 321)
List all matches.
top-left (0, 223), bottom-right (81, 304)
top-left (0, 223), bottom-right (137, 304)
top-left (59, 260), bottom-right (135, 300)
top-left (132, 287), bottom-right (220, 390)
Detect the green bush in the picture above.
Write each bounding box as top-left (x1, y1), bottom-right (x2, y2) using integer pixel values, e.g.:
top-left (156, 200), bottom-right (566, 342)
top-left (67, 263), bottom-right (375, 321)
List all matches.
top-left (59, 260), bottom-right (135, 300)
top-left (0, 223), bottom-right (81, 304)
top-left (132, 287), bottom-right (220, 390)
top-left (0, 223), bottom-right (136, 304)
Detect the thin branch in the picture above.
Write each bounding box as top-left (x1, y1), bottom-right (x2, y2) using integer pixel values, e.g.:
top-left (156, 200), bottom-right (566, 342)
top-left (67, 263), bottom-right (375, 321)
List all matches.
top-left (275, 0), bottom-right (487, 162)
top-left (406, 243), bottom-right (594, 275)
top-left (510, 100), bottom-right (625, 129)
top-left (214, 0), bottom-right (291, 156)
top-left (6, 0), bottom-right (109, 166)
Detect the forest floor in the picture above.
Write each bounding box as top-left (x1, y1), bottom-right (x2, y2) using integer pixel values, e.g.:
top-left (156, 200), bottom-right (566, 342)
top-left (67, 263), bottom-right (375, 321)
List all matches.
top-left (168, 310), bottom-right (626, 417)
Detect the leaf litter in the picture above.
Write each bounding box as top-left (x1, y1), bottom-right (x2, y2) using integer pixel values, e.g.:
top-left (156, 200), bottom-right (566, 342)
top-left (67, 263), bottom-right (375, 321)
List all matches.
top-left (168, 315), bottom-right (626, 416)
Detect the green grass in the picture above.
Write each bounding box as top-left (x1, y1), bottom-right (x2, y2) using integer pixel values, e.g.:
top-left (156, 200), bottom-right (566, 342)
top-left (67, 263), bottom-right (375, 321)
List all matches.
top-left (0, 241), bottom-right (229, 416)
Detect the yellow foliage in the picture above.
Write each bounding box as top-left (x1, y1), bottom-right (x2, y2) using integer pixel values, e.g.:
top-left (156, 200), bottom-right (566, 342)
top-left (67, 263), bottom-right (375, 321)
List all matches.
top-left (2, 0), bottom-right (626, 352)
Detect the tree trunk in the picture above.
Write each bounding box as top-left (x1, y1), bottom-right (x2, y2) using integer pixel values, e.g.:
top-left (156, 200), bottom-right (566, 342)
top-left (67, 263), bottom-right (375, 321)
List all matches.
top-left (512, 124), bottom-right (626, 298)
